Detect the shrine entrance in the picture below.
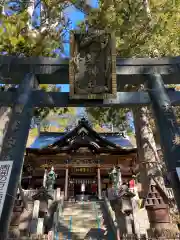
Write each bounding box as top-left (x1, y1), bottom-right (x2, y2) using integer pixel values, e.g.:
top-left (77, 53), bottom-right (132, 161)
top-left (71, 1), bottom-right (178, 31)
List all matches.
top-left (69, 166), bottom-right (97, 198)
top-left (1, 48), bottom-right (180, 237)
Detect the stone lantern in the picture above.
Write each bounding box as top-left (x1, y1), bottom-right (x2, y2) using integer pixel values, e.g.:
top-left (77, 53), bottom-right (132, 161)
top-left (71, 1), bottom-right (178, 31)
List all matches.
top-left (120, 188), bottom-right (135, 214)
top-left (118, 185), bottom-right (135, 236)
top-left (145, 178), bottom-right (178, 238)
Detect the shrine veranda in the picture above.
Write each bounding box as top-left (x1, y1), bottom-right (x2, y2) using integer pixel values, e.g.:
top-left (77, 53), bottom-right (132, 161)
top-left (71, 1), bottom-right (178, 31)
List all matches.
top-left (0, 53), bottom-right (180, 237)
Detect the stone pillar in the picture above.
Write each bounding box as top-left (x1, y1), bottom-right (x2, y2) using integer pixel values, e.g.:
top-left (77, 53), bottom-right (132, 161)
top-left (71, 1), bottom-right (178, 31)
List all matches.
top-left (19, 202), bottom-right (33, 236)
top-left (97, 166), bottom-right (102, 199)
top-left (30, 200), bottom-right (40, 234)
top-left (146, 74), bottom-right (180, 212)
top-left (56, 188), bottom-right (61, 201)
top-left (32, 200), bottom-right (40, 219)
top-left (37, 218), bottom-right (44, 235)
top-left (125, 213), bottom-right (133, 234)
top-left (64, 167), bottom-right (69, 200)
top-left (48, 199), bottom-right (53, 209)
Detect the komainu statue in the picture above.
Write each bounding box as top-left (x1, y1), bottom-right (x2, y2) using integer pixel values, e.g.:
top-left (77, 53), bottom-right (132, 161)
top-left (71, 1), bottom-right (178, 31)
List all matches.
top-left (109, 166), bottom-right (123, 196)
top-left (45, 166), bottom-right (57, 190)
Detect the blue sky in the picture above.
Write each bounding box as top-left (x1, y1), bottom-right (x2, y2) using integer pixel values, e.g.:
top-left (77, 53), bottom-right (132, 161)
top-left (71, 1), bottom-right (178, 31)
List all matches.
top-left (59, 0), bottom-right (98, 92)
top-left (4, 1), bottom-right (98, 92)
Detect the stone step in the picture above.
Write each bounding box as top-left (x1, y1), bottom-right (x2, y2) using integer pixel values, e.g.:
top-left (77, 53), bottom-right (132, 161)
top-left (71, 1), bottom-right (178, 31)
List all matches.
top-left (63, 208), bottom-right (96, 212)
top-left (65, 202), bottom-right (101, 207)
top-left (62, 216), bottom-right (98, 222)
top-left (63, 207), bottom-right (101, 213)
top-left (60, 224), bottom-right (106, 233)
top-left (58, 231), bottom-right (109, 240)
top-left (63, 207), bottom-right (92, 210)
top-left (58, 218), bottom-right (102, 224)
top-left (63, 207), bottom-right (96, 210)
top-left (62, 214), bottom-right (100, 218)
top-left (59, 219), bottom-right (105, 228)
top-left (59, 202), bottom-right (108, 239)
top-left (62, 214), bottom-right (104, 223)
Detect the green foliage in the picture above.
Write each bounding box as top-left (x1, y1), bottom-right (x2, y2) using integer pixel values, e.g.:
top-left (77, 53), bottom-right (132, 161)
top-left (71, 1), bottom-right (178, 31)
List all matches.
top-left (86, 107), bottom-right (128, 128)
top-left (0, 6), bottom-right (64, 56)
top-left (85, 0), bottom-right (180, 127)
top-left (39, 107), bottom-right (77, 131)
top-left (0, 0), bottom-right (78, 121)
top-left (86, 0), bottom-right (180, 57)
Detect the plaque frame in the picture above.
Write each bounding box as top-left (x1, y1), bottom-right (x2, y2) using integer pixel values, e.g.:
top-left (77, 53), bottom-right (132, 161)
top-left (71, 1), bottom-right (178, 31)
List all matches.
top-left (69, 30), bottom-right (117, 99)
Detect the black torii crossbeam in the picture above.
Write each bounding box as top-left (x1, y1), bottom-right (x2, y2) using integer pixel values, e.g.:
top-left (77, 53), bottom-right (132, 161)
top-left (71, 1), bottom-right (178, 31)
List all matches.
top-left (1, 89), bottom-right (180, 107)
top-left (0, 55), bottom-right (180, 86)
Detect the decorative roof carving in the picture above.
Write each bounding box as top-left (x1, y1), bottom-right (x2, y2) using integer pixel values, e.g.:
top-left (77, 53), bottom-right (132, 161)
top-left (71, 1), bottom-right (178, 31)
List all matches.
top-left (48, 118), bottom-right (126, 150)
top-left (27, 118), bottom-right (136, 155)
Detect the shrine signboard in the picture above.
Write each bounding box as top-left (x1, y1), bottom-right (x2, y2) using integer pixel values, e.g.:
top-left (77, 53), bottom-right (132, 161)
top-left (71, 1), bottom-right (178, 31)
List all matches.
top-left (71, 167), bottom-right (96, 173)
top-left (0, 161), bottom-right (13, 218)
top-left (69, 30), bottom-right (117, 99)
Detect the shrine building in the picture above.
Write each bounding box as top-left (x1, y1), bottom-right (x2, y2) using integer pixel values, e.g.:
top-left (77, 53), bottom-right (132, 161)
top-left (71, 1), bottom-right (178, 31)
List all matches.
top-left (23, 118), bottom-right (137, 200)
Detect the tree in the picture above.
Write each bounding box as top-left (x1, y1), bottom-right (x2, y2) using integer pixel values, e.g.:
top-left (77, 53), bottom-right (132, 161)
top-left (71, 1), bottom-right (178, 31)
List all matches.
top-left (0, 0), bottom-right (80, 212)
top-left (83, 0), bottom-right (180, 201)
top-left (0, 0), bottom-right (75, 137)
top-left (85, 0), bottom-right (180, 126)
top-left (86, 107), bottom-right (128, 130)
top-left (82, 2), bottom-right (180, 233)
top-left (39, 107), bottom-right (77, 132)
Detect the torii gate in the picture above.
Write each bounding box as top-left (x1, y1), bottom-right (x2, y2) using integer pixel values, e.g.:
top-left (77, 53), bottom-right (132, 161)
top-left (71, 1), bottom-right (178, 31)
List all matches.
top-left (0, 35), bottom-right (180, 238)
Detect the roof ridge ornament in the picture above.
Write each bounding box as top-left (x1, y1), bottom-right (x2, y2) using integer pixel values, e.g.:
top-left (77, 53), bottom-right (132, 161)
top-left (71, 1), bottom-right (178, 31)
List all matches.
top-left (78, 117), bottom-right (90, 125)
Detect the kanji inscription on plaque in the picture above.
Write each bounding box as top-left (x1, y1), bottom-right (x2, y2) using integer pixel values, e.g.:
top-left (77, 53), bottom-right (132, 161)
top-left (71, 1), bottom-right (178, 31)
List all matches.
top-left (69, 30), bottom-right (116, 99)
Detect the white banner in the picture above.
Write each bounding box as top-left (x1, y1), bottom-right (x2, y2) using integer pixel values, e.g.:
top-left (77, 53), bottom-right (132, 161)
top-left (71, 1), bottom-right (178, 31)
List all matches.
top-left (0, 161), bottom-right (13, 218)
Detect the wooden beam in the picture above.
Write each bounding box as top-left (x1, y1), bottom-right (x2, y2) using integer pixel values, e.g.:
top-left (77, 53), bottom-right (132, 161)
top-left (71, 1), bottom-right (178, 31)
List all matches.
top-left (2, 89), bottom-right (180, 107)
top-left (0, 56), bottom-right (180, 85)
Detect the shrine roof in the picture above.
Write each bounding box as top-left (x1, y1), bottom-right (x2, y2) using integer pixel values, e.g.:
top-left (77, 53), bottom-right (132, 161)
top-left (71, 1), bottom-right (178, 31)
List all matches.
top-left (30, 132), bottom-right (134, 149)
top-left (28, 118), bottom-right (136, 155)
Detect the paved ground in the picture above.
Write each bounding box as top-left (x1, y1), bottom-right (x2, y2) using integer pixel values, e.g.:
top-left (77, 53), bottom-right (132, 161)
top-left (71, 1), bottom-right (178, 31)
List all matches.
top-left (57, 201), bottom-right (115, 240)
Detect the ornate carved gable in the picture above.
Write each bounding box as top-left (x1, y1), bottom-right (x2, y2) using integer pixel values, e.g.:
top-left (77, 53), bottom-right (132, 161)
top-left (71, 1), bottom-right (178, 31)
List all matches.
top-left (48, 118), bottom-right (118, 151)
top-left (26, 118), bottom-right (137, 156)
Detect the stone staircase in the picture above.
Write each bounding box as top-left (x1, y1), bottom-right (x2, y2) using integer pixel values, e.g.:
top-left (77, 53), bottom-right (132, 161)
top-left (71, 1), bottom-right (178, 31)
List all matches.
top-left (57, 201), bottom-right (114, 240)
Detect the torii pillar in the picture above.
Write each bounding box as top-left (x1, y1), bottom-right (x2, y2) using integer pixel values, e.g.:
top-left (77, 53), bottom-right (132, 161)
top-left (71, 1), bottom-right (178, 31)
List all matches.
top-left (146, 73), bottom-right (180, 212)
top-left (0, 73), bottom-right (37, 239)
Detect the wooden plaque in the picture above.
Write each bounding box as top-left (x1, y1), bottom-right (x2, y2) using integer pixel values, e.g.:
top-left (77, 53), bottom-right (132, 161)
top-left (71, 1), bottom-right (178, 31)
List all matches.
top-left (69, 30), bottom-right (117, 99)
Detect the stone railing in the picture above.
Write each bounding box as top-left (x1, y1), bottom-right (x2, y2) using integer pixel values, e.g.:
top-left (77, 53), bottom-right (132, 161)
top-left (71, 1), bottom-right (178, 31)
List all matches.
top-left (8, 235), bottom-right (48, 240)
top-left (23, 190), bottom-right (38, 200)
top-left (53, 193), bottom-right (64, 236)
top-left (9, 188), bottom-right (64, 239)
top-left (102, 195), bottom-right (119, 239)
